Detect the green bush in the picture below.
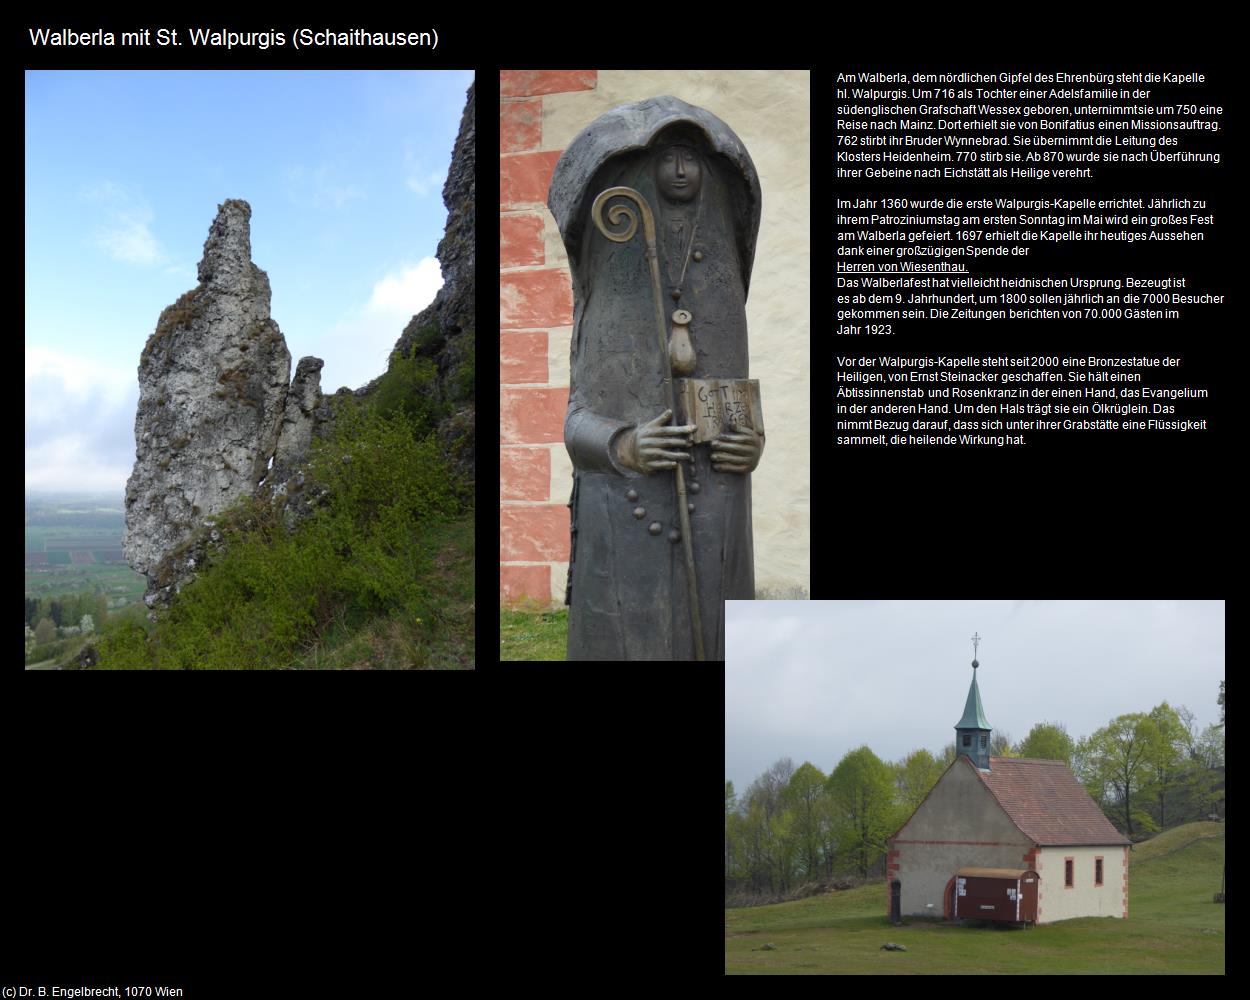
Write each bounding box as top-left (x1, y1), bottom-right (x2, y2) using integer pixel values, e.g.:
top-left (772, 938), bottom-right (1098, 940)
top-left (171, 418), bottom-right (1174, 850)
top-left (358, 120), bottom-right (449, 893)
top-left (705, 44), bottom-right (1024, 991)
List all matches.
top-left (373, 350), bottom-right (445, 433)
top-left (93, 405), bottom-right (466, 669)
top-left (94, 620), bottom-right (155, 669)
top-left (449, 328), bottom-right (475, 403)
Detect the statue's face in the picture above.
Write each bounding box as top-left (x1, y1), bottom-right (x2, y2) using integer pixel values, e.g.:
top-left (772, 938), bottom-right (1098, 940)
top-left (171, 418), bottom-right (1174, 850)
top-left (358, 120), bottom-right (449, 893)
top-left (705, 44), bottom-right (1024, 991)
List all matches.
top-left (656, 144), bottom-right (702, 203)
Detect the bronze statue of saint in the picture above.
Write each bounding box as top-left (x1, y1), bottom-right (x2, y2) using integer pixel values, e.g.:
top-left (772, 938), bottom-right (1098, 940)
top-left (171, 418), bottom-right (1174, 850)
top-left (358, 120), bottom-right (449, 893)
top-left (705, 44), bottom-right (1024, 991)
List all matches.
top-left (549, 96), bottom-right (764, 660)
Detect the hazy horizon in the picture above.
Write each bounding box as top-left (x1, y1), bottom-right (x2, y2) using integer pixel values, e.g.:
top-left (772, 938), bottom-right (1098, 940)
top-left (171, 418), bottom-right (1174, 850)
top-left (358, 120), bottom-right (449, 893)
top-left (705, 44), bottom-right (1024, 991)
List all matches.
top-left (26, 489), bottom-right (125, 497)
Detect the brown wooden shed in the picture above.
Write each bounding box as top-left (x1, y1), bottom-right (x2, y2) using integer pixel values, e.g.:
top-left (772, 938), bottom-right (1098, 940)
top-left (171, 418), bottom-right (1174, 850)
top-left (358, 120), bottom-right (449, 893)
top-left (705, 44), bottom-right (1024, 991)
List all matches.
top-left (953, 867), bottom-right (1039, 924)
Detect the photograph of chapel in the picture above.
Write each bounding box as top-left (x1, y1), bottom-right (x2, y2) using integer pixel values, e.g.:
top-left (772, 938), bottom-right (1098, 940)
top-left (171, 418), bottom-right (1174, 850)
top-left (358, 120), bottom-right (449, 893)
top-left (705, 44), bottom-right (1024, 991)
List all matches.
top-left (725, 601), bottom-right (1225, 973)
top-left (888, 646), bottom-right (1130, 924)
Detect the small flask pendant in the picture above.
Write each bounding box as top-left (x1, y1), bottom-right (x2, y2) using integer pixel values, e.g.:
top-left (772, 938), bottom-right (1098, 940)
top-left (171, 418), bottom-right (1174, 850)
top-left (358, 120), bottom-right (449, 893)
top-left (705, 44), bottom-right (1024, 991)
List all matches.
top-left (669, 308), bottom-right (696, 375)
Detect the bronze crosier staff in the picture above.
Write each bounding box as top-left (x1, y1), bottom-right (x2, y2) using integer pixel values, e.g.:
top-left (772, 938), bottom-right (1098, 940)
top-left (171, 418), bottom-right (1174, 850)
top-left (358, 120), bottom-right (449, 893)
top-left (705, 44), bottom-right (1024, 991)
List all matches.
top-left (590, 185), bottom-right (705, 660)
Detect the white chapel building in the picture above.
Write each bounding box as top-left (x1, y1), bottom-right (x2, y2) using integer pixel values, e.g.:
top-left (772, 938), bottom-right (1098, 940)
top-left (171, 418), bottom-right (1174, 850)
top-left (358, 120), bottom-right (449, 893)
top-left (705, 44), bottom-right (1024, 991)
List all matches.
top-left (886, 645), bottom-right (1130, 924)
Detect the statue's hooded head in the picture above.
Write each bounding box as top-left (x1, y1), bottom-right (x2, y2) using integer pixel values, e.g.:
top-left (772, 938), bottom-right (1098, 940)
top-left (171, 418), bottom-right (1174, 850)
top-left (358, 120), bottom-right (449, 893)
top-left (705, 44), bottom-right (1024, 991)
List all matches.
top-left (651, 125), bottom-right (705, 205)
top-left (548, 96), bottom-right (762, 298)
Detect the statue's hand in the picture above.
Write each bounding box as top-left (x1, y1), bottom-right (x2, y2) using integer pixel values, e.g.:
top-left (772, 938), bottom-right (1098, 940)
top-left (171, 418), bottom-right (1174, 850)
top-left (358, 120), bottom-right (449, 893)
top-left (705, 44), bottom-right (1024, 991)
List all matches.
top-left (711, 424), bottom-right (763, 474)
top-left (616, 408), bottom-right (695, 475)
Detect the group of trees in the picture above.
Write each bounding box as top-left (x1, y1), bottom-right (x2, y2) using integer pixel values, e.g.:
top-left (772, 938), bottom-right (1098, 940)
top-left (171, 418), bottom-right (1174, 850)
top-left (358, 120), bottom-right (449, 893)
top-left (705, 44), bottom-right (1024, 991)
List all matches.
top-left (725, 749), bottom-right (937, 902)
top-left (1072, 692), bottom-right (1225, 837)
top-left (726, 691), bottom-right (1225, 903)
top-left (25, 593), bottom-right (108, 631)
top-left (24, 592), bottom-right (109, 656)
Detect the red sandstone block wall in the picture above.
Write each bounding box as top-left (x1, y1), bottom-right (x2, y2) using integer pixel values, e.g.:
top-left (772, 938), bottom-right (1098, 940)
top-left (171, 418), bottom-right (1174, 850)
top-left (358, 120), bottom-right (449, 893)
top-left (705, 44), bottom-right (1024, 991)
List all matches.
top-left (499, 71), bottom-right (596, 605)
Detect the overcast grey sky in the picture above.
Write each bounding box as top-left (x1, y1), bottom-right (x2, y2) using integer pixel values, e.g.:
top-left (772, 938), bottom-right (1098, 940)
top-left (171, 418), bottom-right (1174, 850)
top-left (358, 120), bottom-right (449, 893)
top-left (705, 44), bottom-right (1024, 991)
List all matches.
top-left (725, 600), bottom-right (1224, 796)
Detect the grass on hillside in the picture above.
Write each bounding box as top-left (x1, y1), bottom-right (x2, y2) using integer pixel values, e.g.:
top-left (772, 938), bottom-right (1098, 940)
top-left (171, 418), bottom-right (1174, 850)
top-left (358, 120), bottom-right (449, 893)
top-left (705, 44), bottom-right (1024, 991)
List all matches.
top-left (500, 607), bottom-right (567, 660)
top-left (88, 392), bottom-right (472, 669)
top-left (726, 822), bottom-right (1225, 974)
top-left (1130, 820), bottom-right (1224, 862)
top-left (289, 514), bottom-right (474, 669)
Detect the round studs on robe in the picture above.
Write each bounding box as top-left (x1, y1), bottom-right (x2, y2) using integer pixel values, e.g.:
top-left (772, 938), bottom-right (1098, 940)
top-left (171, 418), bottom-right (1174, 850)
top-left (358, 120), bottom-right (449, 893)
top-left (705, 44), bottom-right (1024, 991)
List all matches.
top-left (633, 507), bottom-right (646, 520)
top-left (648, 522), bottom-right (663, 536)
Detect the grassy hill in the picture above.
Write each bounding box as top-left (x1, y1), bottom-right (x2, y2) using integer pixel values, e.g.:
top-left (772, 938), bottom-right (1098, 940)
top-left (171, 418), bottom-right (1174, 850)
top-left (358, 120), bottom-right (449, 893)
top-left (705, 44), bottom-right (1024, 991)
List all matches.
top-left (725, 822), bottom-right (1225, 974)
top-left (84, 376), bottom-right (474, 669)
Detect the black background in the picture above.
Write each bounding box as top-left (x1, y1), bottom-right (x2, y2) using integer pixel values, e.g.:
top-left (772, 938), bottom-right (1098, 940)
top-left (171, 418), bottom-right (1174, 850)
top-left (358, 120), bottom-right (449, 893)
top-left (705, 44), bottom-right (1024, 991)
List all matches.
top-left (16, 18), bottom-right (1231, 987)
top-left (824, 60), bottom-right (1229, 596)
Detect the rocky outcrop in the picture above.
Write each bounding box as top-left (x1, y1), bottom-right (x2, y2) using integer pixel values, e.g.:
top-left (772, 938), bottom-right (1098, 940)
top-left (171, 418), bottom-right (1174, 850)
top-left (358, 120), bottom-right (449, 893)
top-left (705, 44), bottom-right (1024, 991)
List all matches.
top-left (392, 80), bottom-right (475, 478)
top-left (122, 82), bottom-right (475, 609)
top-left (123, 199), bottom-right (297, 598)
top-left (272, 355), bottom-right (325, 477)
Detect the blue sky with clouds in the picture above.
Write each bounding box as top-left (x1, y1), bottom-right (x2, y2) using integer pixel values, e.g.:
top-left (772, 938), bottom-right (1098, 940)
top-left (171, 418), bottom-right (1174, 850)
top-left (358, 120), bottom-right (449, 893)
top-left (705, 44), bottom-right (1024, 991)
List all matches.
top-left (25, 68), bottom-right (473, 493)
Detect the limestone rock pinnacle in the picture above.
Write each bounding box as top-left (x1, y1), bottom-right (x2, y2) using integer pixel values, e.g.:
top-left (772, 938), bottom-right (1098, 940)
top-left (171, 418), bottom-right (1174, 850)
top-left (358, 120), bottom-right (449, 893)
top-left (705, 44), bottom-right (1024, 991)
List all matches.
top-left (197, 198), bottom-right (255, 290)
top-left (273, 355), bottom-right (325, 474)
top-left (123, 198), bottom-right (292, 593)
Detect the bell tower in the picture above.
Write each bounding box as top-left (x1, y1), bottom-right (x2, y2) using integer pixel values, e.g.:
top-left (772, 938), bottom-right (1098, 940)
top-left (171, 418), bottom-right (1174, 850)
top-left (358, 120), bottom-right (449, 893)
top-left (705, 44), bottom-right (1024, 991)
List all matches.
top-left (954, 632), bottom-right (992, 770)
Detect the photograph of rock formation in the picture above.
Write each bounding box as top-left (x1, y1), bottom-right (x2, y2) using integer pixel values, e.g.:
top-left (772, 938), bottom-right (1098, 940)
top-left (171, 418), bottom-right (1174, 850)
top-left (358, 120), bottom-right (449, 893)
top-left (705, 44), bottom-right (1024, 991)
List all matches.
top-left (25, 71), bottom-right (475, 668)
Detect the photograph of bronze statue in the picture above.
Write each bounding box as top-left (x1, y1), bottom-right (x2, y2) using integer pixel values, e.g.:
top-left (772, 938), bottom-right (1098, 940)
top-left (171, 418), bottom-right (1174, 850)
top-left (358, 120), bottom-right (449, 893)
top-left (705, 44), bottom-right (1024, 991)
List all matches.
top-left (549, 96), bottom-right (764, 660)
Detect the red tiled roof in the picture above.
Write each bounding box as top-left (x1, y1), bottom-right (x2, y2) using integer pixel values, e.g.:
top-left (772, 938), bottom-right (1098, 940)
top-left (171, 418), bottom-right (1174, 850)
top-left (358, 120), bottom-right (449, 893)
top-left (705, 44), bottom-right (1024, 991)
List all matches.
top-left (968, 756), bottom-right (1132, 846)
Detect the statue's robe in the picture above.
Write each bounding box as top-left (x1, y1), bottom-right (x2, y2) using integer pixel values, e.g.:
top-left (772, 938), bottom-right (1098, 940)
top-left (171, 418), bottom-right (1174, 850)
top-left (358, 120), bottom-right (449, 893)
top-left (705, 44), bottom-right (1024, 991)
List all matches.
top-left (549, 97), bottom-right (762, 661)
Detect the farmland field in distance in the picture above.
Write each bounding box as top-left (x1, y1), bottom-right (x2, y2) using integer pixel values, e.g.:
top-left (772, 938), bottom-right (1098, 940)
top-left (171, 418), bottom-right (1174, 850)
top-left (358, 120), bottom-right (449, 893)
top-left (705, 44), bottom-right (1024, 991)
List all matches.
top-left (25, 492), bottom-right (146, 607)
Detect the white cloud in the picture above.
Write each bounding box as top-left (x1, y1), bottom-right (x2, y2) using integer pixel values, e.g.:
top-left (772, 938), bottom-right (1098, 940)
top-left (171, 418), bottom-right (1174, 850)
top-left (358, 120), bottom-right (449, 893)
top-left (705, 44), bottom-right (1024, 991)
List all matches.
top-left (406, 170), bottom-right (446, 197)
top-left (82, 180), bottom-right (165, 266)
top-left (365, 258), bottom-right (443, 316)
top-left (313, 164), bottom-right (364, 208)
top-left (25, 348), bottom-right (133, 411)
top-left (24, 434), bottom-right (134, 493)
top-left (317, 258), bottom-right (443, 392)
top-left (95, 214), bottom-right (161, 265)
top-left (25, 348), bottom-right (138, 494)
top-left (404, 145), bottom-right (446, 198)
top-left (82, 180), bottom-right (125, 203)
top-left (284, 163), bottom-right (365, 210)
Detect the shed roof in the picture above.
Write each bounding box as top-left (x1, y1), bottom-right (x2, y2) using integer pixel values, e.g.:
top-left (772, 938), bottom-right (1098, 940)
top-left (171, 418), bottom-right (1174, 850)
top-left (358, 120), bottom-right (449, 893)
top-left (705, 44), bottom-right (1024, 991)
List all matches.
top-left (967, 756), bottom-right (1132, 846)
top-left (957, 867), bottom-right (1039, 879)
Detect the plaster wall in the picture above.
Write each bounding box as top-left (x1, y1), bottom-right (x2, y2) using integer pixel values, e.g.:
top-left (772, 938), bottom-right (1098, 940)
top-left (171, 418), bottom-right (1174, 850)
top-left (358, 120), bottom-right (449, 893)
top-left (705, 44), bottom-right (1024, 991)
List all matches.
top-left (890, 761), bottom-right (1033, 917)
top-left (1035, 845), bottom-right (1128, 923)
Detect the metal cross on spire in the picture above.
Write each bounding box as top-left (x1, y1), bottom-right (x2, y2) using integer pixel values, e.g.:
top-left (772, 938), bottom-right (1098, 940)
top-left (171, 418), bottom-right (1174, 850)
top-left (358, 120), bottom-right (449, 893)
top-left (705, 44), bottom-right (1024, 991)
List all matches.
top-left (971, 632), bottom-right (982, 668)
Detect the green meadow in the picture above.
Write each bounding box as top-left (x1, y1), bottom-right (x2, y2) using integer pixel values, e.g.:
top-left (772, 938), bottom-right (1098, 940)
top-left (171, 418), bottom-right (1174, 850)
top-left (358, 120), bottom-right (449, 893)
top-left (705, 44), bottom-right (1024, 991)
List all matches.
top-left (725, 822), bottom-right (1224, 974)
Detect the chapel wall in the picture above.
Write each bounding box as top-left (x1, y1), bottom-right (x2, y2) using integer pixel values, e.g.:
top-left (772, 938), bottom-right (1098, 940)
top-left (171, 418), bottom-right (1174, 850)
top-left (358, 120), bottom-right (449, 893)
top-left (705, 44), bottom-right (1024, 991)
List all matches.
top-left (889, 761), bottom-right (1033, 917)
top-left (1035, 845), bottom-right (1128, 923)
